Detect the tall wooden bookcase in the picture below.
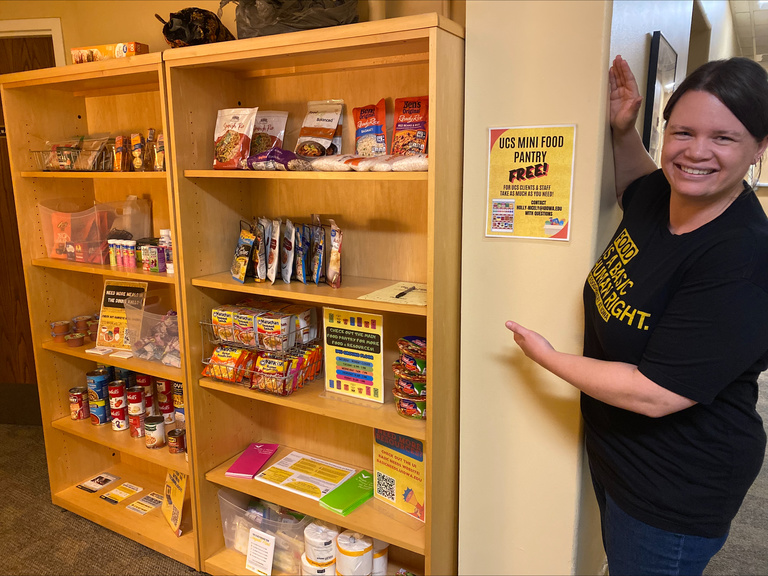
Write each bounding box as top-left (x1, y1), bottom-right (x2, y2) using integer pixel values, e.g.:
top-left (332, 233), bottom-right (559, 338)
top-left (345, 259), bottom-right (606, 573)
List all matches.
top-left (1, 13), bottom-right (463, 575)
top-left (0, 55), bottom-right (197, 568)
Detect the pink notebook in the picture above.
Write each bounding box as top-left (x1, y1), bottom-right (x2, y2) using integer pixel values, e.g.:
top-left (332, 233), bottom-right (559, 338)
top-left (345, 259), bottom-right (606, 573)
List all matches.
top-left (225, 443), bottom-right (279, 479)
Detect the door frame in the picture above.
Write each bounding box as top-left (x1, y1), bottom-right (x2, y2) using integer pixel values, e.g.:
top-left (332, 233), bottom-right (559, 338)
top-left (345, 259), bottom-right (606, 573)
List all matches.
top-left (0, 18), bottom-right (65, 66)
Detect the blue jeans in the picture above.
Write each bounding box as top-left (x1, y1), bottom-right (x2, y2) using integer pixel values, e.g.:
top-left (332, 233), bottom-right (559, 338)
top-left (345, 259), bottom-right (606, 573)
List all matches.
top-left (591, 476), bottom-right (728, 576)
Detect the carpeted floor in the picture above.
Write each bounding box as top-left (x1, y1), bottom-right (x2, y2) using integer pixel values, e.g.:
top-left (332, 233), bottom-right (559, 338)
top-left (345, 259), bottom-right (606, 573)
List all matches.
top-left (0, 423), bottom-right (207, 576)
top-left (1, 381), bottom-right (766, 575)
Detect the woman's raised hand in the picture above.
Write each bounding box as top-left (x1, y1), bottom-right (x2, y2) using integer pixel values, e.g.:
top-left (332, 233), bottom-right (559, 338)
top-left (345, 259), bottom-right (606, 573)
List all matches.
top-left (609, 55), bottom-right (643, 135)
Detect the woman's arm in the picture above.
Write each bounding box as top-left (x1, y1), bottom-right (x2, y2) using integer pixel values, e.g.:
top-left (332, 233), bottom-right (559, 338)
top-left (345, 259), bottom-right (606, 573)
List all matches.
top-left (609, 55), bottom-right (658, 207)
top-left (505, 321), bottom-right (696, 418)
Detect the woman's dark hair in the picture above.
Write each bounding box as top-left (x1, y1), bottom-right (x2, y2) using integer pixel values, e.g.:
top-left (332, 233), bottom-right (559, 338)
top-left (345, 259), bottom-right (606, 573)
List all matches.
top-left (663, 57), bottom-right (768, 141)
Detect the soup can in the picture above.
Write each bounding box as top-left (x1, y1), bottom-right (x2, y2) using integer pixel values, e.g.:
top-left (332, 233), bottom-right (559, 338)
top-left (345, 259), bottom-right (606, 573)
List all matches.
top-left (86, 369), bottom-right (110, 401)
top-left (69, 387), bottom-right (90, 420)
top-left (155, 378), bottom-right (173, 402)
top-left (115, 367), bottom-right (134, 387)
top-left (172, 381), bottom-right (184, 408)
top-left (167, 428), bottom-right (186, 454)
top-left (126, 386), bottom-right (145, 415)
top-left (89, 399), bottom-right (110, 425)
top-left (129, 412), bottom-right (145, 438)
top-left (135, 373), bottom-right (152, 388)
top-left (159, 400), bottom-right (175, 424)
top-left (108, 380), bottom-right (127, 409)
top-left (144, 416), bottom-right (165, 449)
top-left (110, 407), bottom-right (128, 431)
top-left (144, 393), bottom-right (158, 417)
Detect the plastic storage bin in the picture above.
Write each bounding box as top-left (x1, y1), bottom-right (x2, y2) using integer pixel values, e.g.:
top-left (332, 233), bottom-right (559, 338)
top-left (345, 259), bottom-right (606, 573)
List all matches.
top-left (217, 487), bottom-right (311, 575)
top-left (125, 291), bottom-right (181, 367)
top-left (38, 197), bottom-right (151, 263)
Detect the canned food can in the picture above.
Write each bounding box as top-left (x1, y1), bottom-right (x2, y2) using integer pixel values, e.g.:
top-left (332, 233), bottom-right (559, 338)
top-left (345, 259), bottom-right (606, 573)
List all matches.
top-left (135, 373), bottom-right (152, 387)
top-left (167, 428), bottom-right (186, 454)
top-left (129, 412), bottom-right (145, 437)
top-left (155, 378), bottom-right (172, 402)
top-left (115, 367), bottom-right (134, 387)
top-left (172, 381), bottom-right (184, 408)
top-left (108, 240), bottom-right (117, 267)
top-left (69, 387), bottom-right (90, 420)
top-left (95, 364), bottom-right (115, 381)
top-left (86, 369), bottom-right (110, 401)
top-left (144, 393), bottom-right (158, 416)
top-left (126, 386), bottom-right (145, 415)
top-left (108, 380), bottom-right (127, 409)
top-left (89, 399), bottom-right (110, 425)
top-left (144, 416), bottom-right (165, 449)
top-left (110, 407), bottom-right (128, 431)
top-left (174, 407), bottom-right (186, 430)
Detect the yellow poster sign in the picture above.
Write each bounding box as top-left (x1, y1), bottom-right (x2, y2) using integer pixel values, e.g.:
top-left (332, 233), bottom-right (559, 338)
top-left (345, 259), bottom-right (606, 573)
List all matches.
top-left (486, 125), bottom-right (575, 240)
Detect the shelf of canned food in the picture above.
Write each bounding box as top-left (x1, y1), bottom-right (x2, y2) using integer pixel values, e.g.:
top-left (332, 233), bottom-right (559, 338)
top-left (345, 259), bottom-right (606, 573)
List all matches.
top-left (200, 320), bottom-right (323, 397)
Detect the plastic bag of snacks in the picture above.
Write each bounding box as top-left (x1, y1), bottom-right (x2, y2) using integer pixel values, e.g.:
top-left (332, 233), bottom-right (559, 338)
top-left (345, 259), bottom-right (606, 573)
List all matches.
top-left (213, 108), bottom-right (259, 169)
top-left (326, 219), bottom-right (342, 288)
top-left (231, 225), bottom-right (256, 283)
top-left (249, 111), bottom-right (288, 155)
top-left (392, 96), bottom-right (429, 155)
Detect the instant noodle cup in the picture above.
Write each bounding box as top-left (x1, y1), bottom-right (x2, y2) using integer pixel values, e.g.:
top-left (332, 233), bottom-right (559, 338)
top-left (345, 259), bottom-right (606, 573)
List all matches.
top-left (51, 320), bottom-right (72, 334)
top-left (392, 360), bottom-right (426, 382)
top-left (394, 373), bottom-right (427, 397)
top-left (397, 336), bottom-right (426, 358)
top-left (392, 388), bottom-right (426, 420)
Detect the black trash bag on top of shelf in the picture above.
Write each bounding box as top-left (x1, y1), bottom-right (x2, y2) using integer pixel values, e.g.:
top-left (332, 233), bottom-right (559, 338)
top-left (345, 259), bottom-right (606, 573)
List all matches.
top-left (218, 0), bottom-right (358, 39)
top-left (155, 7), bottom-right (236, 48)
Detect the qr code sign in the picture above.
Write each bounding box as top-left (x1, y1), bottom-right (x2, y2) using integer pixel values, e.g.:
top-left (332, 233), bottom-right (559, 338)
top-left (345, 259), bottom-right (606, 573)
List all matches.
top-left (376, 471), bottom-right (396, 502)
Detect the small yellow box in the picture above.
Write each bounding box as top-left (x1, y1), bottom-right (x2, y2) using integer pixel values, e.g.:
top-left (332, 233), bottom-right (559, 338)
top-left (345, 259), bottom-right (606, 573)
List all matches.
top-left (71, 42), bottom-right (149, 64)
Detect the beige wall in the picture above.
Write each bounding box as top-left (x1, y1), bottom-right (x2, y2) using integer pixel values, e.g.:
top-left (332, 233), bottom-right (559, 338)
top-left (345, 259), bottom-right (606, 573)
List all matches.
top-left (458, 1), bottom-right (703, 575)
top-left (700, 0), bottom-right (740, 60)
top-left (458, 2), bottom-right (612, 574)
top-left (0, 1), bottom-right (464, 64)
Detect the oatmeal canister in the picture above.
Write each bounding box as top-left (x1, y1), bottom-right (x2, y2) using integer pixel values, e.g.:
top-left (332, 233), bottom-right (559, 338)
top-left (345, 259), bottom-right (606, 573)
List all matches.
top-left (69, 387), bottom-right (90, 420)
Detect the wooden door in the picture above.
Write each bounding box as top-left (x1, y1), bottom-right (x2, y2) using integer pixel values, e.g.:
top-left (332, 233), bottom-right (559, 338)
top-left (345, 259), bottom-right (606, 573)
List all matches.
top-left (0, 36), bottom-right (56, 424)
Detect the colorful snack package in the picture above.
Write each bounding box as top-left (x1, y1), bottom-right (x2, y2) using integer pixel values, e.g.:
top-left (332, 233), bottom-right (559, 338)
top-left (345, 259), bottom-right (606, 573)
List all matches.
top-left (257, 311), bottom-right (296, 352)
top-left (295, 99), bottom-right (343, 158)
top-left (213, 107), bottom-right (258, 169)
top-left (392, 96), bottom-right (429, 155)
top-left (212, 304), bottom-right (240, 342)
top-left (202, 345), bottom-right (252, 383)
top-left (248, 220), bottom-right (265, 281)
top-left (353, 98), bottom-right (387, 156)
top-left (250, 111), bottom-right (288, 155)
top-left (310, 214), bottom-right (326, 285)
top-left (231, 227), bottom-right (256, 284)
top-left (130, 132), bottom-right (145, 171)
top-left (267, 218), bottom-right (281, 284)
top-left (326, 219), bottom-right (342, 289)
top-left (281, 219), bottom-right (295, 284)
top-left (246, 147), bottom-right (312, 171)
top-left (113, 135), bottom-right (130, 172)
top-left (294, 224), bottom-right (307, 284)
top-left (233, 307), bottom-right (263, 347)
top-left (256, 217), bottom-right (272, 282)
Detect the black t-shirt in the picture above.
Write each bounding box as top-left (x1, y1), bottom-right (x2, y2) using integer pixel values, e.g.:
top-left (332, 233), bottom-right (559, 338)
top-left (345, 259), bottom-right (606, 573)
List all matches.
top-left (582, 169), bottom-right (768, 538)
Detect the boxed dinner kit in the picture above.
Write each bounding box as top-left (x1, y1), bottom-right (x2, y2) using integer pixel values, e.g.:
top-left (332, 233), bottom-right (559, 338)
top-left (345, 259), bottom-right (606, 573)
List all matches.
top-left (71, 42), bottom-right (149, 64)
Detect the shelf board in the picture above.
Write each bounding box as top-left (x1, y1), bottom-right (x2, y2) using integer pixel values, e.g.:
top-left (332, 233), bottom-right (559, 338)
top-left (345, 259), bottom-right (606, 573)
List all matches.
top-left (200, 378), bottom-right (426, 441)
top-left (41, 339), bottom-right (184, 381)
top-left (206, 446), bottom-right (426, 556)
top-left (203, 545), bottom-right (421, 576)
top-left (53, 462), bottom-right (196, 568)
top-left (52, 416), bottom-right (190, 474)
top-left (184, 169), bottom-right (427, 181)
top-left (21, 171), bottom-right (167, 179)
top-left (32, 257), bottom-right (176, 284)
top-left (191, 272), bottom-right (427, 317)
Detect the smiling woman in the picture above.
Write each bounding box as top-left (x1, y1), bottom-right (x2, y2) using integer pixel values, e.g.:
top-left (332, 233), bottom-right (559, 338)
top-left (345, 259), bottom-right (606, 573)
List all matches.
top-left (506, 55), bottom-right (768, 576)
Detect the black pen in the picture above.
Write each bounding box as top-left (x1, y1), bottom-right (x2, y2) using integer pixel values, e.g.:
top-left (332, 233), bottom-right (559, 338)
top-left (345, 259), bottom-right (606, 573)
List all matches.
top-left (395, 286), bottom-right (416, 298)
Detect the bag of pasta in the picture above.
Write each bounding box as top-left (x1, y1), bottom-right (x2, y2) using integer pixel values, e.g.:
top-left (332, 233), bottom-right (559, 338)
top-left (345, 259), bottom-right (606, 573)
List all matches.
top-left (213, 108), bottom-right (258, 169)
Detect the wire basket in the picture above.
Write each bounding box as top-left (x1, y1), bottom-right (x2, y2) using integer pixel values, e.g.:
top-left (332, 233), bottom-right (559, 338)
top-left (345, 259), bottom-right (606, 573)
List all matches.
top-left (31, 138), bottom-right (114, 171)
top-left (201, 321), bottom-right (323, 396)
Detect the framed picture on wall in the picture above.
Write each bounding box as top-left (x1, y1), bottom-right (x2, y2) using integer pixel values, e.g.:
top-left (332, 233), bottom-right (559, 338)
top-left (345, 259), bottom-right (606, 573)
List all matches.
top-left (642, 31), bottom-right (678, 164)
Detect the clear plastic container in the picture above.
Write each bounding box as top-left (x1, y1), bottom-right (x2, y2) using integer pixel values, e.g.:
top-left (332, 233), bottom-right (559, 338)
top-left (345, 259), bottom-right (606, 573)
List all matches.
top-left (217, 487), bottom-right (312, 575)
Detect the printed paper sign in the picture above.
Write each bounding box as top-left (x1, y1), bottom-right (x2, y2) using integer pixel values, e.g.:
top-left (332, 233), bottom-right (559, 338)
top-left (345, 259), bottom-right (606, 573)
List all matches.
top-left (486, 125), bottom-right (575, 240)
top-left (127, 492), bottom-right (164, 515)
top-left (96, 280), bottom-right (147, 349)
top-left (100, 482), bottom-right (143, 505)
top-left (245, 528), bottom-right (276, 575)
top-left (323, 308), bottom-right (384, 403)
